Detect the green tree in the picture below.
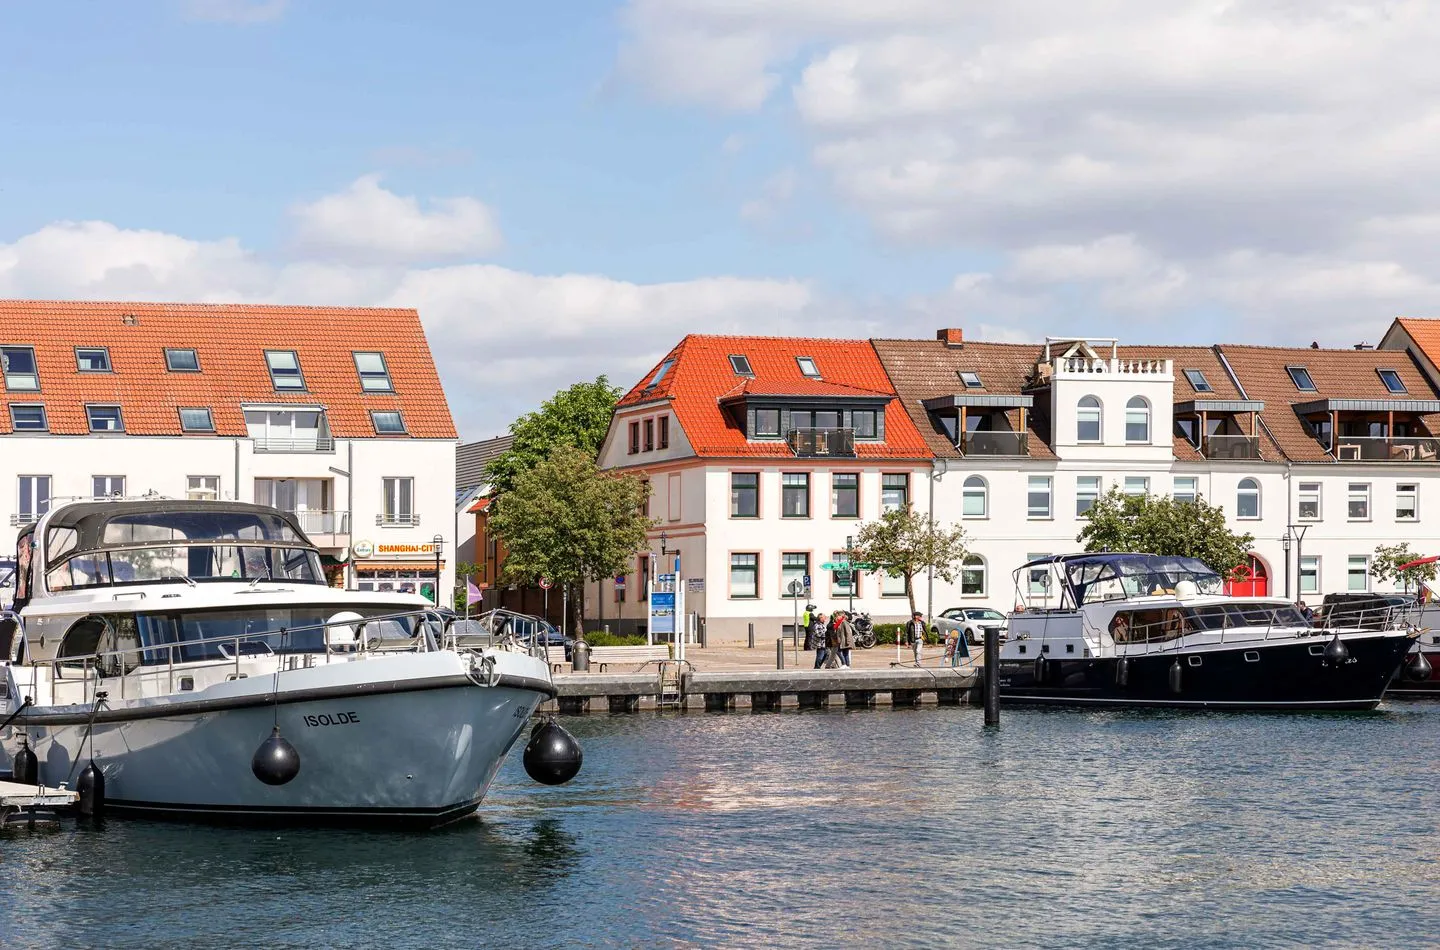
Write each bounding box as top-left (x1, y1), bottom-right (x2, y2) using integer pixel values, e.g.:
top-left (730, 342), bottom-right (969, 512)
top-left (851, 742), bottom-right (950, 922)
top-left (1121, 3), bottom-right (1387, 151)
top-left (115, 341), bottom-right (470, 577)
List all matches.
top-left (487, 444), bottom-right (653, 636)
top-left (484, 376), bottom-right (621, 497)
top-left (1077, 488), bottom-right (1254, 576)
top-left (851, 506), bottom-right (970, 617)
top-left (451, 560), bottom-right (480, 612)
top-left (1370, 542), bottom-right (1437, 593)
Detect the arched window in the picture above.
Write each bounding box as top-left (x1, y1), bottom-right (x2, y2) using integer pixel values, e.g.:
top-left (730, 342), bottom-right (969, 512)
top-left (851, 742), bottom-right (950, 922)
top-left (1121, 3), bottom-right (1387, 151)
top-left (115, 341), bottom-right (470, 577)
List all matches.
top-left (1077, 396), bottom-right (1102, 442)
top-left (962, 475), bottom-right (988, 518)
top-left (1125, 396), bottom-right (1151, 443)
top-left (960, 555), bottom-right (987, 596)
top-left (1237, 477), bottom-right (1260, 519)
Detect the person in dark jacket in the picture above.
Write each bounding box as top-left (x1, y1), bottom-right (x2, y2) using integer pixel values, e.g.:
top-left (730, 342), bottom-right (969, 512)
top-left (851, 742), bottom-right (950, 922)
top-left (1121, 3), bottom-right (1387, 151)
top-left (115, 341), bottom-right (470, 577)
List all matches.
top-left (806, 611), bottom-right (829, 668)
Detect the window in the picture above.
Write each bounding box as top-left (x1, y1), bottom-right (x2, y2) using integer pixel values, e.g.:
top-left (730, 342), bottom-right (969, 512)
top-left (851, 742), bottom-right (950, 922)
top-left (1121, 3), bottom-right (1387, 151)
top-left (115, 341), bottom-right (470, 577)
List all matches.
top-left (730, 473), bottom-right (759, 518)
top-left (1286, 366), bottom-right (1316, 392)
top-left (1377, 369), bottom-right (1407, 394)
top-left (730, 553), bottom-right (758, 598)
top-left (1397, 483), bottom-right (1419, 521)
top-left (1, 347), bottom-right (39, 391)
top-left (1027, 553), bottom-right (1052, 597)
top-left (882, 474), bottom-right (909, 513)
top-left (1173, 477), bottom-right (1198, 504)
top-left (353, 352), bottom-right (394, 392)
top-left (265, 350), bottom-right (305, 390)
top-left (1077, 396), bottom-right (1101, 442)
top-left (1125, 396), bottom-right (1150, 443)
top-left (1297, 482), bottom-right (1321, 520)
top-left (92, 475), bottom-right (124, 499)
top-left (658, 416), bottom-right (670, 450)
top-left (75, 347), bottom-right (111, 372)
top-left (796, 356), bottom-right (820, 378)
top-left (753, 408), bottom-right (781, 438)
top-left (179, 408), bottom-right (215, 432)
top-left (729, 354), bottom-right (753, 376)
top-left (1124, 477), bottom-right (1149, 496)
top-left (17, 475), bottom-right (50, 520)
top-left (647, 359), bottom-right (675, 389)
top-left (1076, 476), bottom-right (1101, 516)
top-left (643, 419), bottom-right (655, 452)
top-left (1299, 556), bottom-right (1320, 595)
top-left (781, 473), bottom-right (810, 517)
top-left (243, 408), bottom-right (328, 451)
top-left (86, 405), bottom-right (124, 432)
top-left (1348, 482), bottom-right (1370, 520)
top-left (1236, 478), bottom-right (1260, 519)
top-left (831, 551), bottom-right (857, 598)
top-left (781, 552), bottom-right (810, 598)
top-left (880, 570), bottom-right (907, 597)
top-left (959, 371), bottom-right (983, 389)
top-left (962, 475), bottom-right (988, 518)
top-left (187, 476), bottom-right (219, 501)
top-left (1183, 369), bottom-right (1212, 393)
top-left (9, 404), bottom-right (46, 431)
top-left (1027, 476), bottom-right (1052, 519)
top-left (960, 555), bottom-right (987, 596)
top-left (628, 422), bottom-right (640, 454)
top-left (832, 473), bottom-right (859, 518)
top-left (165, 348), bottom-right (200, 372)
top-left (371, 411), bottom-right (406, 434)
top-left (382, 477), bottom-right (415, 525)
top-left (852, 409), bottom-right (878, 440)
top-left (1348, 555), bottom-right (1370, 592)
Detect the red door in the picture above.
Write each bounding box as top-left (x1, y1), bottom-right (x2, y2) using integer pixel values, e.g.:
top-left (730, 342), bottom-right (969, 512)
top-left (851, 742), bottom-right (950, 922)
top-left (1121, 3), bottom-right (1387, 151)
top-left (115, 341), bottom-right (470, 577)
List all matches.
top-left (1226, 555), bottom-right (1269, 597)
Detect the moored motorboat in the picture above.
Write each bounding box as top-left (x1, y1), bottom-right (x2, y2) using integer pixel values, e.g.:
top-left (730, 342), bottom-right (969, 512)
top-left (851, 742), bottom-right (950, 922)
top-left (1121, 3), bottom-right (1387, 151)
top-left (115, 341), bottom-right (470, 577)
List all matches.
top-left (997, 553), bottom-right (1419, 711)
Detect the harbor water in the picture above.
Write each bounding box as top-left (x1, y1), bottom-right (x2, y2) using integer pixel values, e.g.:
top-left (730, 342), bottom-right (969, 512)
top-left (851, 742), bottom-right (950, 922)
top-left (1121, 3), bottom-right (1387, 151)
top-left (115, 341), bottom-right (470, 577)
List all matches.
top-left (3, 702), bottom-right (1437, 949)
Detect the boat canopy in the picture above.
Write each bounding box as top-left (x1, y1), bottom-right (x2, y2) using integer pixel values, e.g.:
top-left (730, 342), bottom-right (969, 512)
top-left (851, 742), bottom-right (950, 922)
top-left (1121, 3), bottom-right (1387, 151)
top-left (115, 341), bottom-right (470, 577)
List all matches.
top-left (1019, 553), bottom-right (1225, 608)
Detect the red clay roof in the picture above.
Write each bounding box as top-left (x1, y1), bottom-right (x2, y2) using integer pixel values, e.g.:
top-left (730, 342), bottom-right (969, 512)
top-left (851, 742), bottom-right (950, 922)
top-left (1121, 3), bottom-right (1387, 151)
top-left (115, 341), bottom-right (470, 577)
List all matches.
top-left (617, 335), bottom-right (931, 459)
top-left (0, 300), bottom-right (456, 438)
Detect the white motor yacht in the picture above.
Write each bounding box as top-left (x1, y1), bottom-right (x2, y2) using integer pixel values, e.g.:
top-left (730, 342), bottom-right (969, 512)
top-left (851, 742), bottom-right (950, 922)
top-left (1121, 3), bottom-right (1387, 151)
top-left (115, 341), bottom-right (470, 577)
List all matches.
top-left (0, 499), bottom-right (563, 827)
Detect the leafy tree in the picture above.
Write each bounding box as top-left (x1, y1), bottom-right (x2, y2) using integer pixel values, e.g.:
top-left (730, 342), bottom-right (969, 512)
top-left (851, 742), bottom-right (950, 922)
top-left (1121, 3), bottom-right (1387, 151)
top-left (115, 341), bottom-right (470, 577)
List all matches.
top-left (851, 506), bottom-right (970, 618)
top-left (1370, 542), bottom-right (1437, 593)
top-left (484, 377), bottom-right (621, 497)
top-left (487, 444), bottom-right (653, 636)
top-left (1077, 488), bottom-right (1254, 576)
top-left (451, 560), bottom-right (480, 612)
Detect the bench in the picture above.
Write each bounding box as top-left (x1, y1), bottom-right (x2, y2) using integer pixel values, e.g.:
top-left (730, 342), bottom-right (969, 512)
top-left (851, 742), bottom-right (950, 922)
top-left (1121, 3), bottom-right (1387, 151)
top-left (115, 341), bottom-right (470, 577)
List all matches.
top-left (545, 646), bottom-right (568, 671)
top-left (589, 645), bottom-right (671, 672)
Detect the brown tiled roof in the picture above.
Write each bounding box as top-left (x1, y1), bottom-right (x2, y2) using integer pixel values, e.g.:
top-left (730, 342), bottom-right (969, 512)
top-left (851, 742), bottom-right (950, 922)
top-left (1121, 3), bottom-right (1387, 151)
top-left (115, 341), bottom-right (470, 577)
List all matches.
top-left (0, 300), bottom-right (456, 438)
top-left (1122, 345), bottom-right (1282, 463)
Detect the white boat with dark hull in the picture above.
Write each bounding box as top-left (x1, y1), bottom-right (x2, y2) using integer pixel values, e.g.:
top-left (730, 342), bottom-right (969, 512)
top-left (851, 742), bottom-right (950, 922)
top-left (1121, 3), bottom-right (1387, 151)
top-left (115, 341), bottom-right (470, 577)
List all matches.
top-left (0, 500), bottom-right (568, 827)
top-left (998, 554), bottom-right (1420, 711)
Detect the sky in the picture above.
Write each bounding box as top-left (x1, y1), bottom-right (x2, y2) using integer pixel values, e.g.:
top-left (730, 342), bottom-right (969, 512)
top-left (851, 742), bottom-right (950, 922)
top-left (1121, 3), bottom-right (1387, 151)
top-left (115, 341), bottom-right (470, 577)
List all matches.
top-left (5, 1), bottom-right (1440, 439)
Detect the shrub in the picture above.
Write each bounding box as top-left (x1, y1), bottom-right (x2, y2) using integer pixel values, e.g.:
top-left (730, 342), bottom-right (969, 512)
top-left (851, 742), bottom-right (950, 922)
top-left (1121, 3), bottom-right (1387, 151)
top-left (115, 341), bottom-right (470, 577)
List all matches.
top-left (583, 631), bottom-right (649, 647)
top-left (872, 622), bottom-right (942, 645)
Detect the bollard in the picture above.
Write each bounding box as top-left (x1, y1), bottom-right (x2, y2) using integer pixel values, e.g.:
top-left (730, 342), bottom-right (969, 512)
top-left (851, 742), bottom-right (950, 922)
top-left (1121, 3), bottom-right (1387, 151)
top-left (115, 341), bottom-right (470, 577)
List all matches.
top-left (776, 637), bottom-right (785, 670)
top-left (983, 627), bottom-right (999, 726)
top-left (572, 638), bottom-right (591, 673)
top-left (748, 623), bottom-right (755, 649)
top-left (698, 618), bottom-right (706, 649)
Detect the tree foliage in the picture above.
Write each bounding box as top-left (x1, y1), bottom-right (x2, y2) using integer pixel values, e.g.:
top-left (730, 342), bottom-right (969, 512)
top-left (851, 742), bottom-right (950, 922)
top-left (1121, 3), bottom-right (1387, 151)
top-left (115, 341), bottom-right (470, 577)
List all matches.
top-left (1076, 488), bottom-right (1254, 576)
top-left (487, 444), bottom-right (653, 635)
top-left (484, 376), bottom-right (621, 497)
top-left (851, 506), bottom-right (970, 617)
top-left (1370, 542), bottom-right (1437, 592)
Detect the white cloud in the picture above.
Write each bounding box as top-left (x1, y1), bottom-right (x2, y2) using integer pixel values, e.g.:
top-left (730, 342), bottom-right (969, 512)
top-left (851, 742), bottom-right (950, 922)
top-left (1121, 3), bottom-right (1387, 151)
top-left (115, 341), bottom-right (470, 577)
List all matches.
top-left (180, 0), bottom-right (287, 24)
top-left (289, 174), bottom-right (503, 265)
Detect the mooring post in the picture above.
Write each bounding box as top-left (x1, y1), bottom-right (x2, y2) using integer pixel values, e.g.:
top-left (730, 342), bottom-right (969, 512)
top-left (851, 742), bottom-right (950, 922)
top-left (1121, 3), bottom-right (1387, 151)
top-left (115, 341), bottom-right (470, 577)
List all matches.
top-left (748, 622), bottom-right (755, 649)
top-left (984, 626), bottom-right (1000, 726)
top-left (776, 637), bottom-right (785, 670)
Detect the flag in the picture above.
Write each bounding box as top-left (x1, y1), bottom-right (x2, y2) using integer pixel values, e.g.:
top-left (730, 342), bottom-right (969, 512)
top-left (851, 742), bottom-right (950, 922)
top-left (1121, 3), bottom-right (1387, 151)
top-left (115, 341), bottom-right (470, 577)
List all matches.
top-left (466, 580), bottom-right (484, 606)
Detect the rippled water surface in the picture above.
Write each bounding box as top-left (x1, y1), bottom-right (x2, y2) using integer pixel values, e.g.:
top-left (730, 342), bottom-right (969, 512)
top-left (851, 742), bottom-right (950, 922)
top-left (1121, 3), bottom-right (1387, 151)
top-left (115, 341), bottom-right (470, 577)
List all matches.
top-left (3, 702), bottom-right (1438, 948)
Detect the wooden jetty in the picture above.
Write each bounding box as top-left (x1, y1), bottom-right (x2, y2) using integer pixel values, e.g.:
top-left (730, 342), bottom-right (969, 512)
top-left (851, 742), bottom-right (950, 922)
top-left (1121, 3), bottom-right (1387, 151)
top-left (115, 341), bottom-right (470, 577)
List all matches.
top-left (1, 778), bottom-right (78, 827)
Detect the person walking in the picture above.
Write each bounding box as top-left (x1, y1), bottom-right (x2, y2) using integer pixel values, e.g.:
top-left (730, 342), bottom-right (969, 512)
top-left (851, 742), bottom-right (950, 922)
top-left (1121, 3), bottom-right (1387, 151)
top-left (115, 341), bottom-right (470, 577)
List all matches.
top-left (907, 611), bottom-right (928, 666)
top-left (835, 610), bottom-right (856, 668)
top-left (807, 611), bottom-right (829, 669)
top-left (823, 612), bottom-right (844, 669)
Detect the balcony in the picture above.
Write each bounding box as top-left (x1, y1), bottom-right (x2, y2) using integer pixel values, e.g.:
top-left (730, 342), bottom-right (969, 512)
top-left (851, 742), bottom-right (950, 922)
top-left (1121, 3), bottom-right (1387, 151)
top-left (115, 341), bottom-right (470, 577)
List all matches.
top-left (960, 430), bottom-right (1030, 457)
top-left (1201, 435), bottom-right (1261, 460)
top-left (1057, 357), bottom-right (1170, 376)
top-left (787, 427), bottom-right (856, 458)
top-left (1333, 436), bottom-right (1440, 462)
top-left (376, 512), bottom-right (422, 527)
top-left (8, 513), bottom-right (40, 527)
top-left (287, 509), bottom-right (351, 544)
top-left (252, 436), bottom-right (335, 454)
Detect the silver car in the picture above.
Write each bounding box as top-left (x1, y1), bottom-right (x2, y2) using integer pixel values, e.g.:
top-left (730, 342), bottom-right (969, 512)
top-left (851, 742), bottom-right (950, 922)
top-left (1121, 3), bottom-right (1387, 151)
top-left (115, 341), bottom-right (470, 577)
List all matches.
top-left (933, 607), bottom-right (1008, 646)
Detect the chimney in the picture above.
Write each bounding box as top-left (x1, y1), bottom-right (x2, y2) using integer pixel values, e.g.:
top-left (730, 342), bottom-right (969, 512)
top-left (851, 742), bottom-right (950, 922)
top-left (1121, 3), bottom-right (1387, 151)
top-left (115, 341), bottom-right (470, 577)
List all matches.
top-left (121, 313), bottom-right (139, 326)
top-left (936, 328), bottom-right (964, 347)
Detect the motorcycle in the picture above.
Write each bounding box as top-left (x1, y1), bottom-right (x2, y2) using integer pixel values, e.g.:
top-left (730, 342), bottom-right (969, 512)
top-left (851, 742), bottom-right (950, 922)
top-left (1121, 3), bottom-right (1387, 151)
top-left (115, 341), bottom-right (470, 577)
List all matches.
top-left (853, 612), bottom-right (876, 649)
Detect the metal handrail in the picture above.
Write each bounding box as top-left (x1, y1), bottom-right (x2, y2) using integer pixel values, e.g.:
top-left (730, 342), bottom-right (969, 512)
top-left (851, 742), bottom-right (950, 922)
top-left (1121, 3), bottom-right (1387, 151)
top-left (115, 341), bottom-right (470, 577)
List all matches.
top-left (1104, 603), bottom-right (1407, 655)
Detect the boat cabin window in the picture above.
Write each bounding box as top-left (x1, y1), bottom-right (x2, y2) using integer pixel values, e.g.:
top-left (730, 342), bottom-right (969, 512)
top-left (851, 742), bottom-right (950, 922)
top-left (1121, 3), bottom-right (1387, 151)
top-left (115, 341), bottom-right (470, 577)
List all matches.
top-left (1065, 555), bottom-right (1223, 606)
top-left (1108, 609), bottom-right (1188, 643)
top-left (57, 615), bottom-right (109, 667)
top-left (134, 606), bottom-right (429, 664)
top-left (1185, 603), bottom-right (1308, 630)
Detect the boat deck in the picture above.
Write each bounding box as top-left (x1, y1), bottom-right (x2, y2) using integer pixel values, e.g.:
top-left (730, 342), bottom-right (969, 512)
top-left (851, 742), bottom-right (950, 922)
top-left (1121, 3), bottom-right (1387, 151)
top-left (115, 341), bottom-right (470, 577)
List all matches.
top-left (0, 779), bottom-right (78, 810)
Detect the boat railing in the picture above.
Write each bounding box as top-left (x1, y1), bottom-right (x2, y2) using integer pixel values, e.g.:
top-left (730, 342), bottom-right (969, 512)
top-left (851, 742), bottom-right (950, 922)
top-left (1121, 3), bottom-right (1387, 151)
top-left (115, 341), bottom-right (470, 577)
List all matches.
top-left (1107, 604), bottom-right (1403, 655)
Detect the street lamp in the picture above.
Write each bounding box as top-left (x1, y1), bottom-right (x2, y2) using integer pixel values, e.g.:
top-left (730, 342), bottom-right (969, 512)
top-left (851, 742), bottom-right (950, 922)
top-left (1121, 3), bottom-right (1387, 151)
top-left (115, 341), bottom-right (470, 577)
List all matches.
top-left (432, 533), bottom-right (444, 607)
top-left (1286, 524), bottom-right (1309, 605)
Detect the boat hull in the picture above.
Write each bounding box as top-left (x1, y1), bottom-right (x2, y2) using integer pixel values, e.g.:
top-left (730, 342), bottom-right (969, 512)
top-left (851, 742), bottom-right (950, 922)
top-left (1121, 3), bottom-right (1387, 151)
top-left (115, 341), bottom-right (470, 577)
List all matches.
top-left (997, 634), bottom-right (1416, 711)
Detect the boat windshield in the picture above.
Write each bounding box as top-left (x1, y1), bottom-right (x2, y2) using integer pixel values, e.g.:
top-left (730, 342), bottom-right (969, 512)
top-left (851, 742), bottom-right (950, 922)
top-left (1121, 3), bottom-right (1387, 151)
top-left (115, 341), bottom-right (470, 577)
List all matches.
top-left (1066, 554), bottom-right (1223, 605)
top-left (131, 605), bottom-right (430, 663)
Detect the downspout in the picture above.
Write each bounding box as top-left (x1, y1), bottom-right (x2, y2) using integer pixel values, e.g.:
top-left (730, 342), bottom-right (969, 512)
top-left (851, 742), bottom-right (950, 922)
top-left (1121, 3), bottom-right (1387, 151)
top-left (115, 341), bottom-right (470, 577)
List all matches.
top-left (233, 439), bottom-right (240, 501)
top-left (348, 440), bottom-right (355, 590)
top-left (927, 457), bottom-right (953, 620)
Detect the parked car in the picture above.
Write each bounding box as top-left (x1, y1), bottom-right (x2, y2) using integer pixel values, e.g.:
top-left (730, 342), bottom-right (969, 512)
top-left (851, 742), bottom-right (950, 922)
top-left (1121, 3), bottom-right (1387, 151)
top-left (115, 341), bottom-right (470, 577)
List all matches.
top-left (1317, 593), bottom-right (1414, 630)
top-left (932, 607), bottom-right (1009, 645)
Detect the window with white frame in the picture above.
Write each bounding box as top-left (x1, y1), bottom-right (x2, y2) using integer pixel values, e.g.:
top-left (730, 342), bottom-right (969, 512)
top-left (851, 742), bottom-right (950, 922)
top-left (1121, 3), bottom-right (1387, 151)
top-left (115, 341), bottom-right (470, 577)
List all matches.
top-left (1076, 476), bottom-right (1101, 516)
top-left (730, 553), bottom-right (758, 598)
top-left (1297, 482), bottom-right (1321, 520)
top-left (1397, 483), bottom-right (1418, 521)
top-left (1299, 556), bottom-right (1320, 594)
top-left (1236, 478), bottom-right (1260, 519)
top-left (880, 570), bottom-right (907, 597)
top-left (187, 475), bottom-right (220, 501)
top-left (1124, 476), bottom-right (1149, 496)
top-left (17, 475), bottom-right (50, 520)
top-left (1173, 476), bottom-right (1198, 504)
top-left (1027, 553), bottom-right (1052, 597)
top-left (781, 552), bottom-right (810, 598)
top-left (1125, 396), bottom-right (1151, 443)
top-left (92, 475), bottom-right (124, 499)
top-left (382, 477), bottom-right (415, 525)
top-left (962, 475), bottom-right (988, 518)
top-left (1027, 476), bottom-right (1052, 519)
top-left (1348, 555), bottom-right (1370, 592)
top-left (960, 555), bottom-right (987, 596)
top-left (1348, 482), bottom-right (1370, 520)
top-left (1076, 396), bottom-right (1102, 442)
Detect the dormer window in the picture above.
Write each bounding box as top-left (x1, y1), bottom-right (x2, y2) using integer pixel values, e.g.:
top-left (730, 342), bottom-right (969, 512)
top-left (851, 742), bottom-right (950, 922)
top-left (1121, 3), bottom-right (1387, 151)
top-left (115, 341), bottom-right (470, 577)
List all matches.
top-left (86, 405), bottom-right (124, 432)
top-left (729, 355), bottom-right (754, 376)
top-left (76, 348), bottom-right (111, 372)
top-left (9, 404), bottom-right (47, 431)
top-left (647, 359), bottom-right (675, 389)
top-left (1184, 369), bottom-right (1212, 393)
top-left (371, 410), bottom-right (407, 434)
top-left (1, 346), bottom-right (39, 391)
top-left (959, 371), bottom-right (983, 389)
top-left (165, 348), bottom-right (200, 372)
top-left (796, 357), bottom-right (820, 378)
top-left (265, 350), bottom-right (306, 391)
top-left (178, 408), bottom-right (214, 432)
top-left (354, 352), bottom-right (394, 392)
top-left (1286, 366), bottom-right (1317, 392)
top-left (1378, 369), bottom-right (1407, 394)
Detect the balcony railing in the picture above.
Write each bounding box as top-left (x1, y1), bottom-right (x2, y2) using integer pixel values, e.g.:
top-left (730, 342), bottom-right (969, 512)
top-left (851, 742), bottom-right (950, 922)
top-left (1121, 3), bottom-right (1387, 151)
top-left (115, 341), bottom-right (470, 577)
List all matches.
top-left (376, 512), bottom-right (422, 527)
top-left (1058, 357), bottom-right (1169, 375)
top-left (787, 427), bottom-right (857, 458)
top-left (288, 510), bottom-right (351, 536)
top-left (1333, 436), bottom-right (1440, 462)
top-left (9, 512), bottom-right (41, 527)
top-left (252, 436), bottom-right (335, 454)
top-left (1202, 435), bottom-right (1261, 460)
top-left (959, 431), bottom-right (1030, 457)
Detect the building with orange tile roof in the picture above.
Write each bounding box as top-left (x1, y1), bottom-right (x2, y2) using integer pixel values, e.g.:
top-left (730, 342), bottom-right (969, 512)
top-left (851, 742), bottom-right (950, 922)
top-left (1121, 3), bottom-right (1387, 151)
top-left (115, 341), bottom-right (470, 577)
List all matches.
top-left (0, 299), bottom-right (459, 597)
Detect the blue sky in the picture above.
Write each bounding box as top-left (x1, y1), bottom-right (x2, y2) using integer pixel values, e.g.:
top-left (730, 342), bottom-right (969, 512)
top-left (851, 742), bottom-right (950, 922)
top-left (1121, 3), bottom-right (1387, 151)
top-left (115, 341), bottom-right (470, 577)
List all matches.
top-left (4, 1), bottom-right (1439, 437)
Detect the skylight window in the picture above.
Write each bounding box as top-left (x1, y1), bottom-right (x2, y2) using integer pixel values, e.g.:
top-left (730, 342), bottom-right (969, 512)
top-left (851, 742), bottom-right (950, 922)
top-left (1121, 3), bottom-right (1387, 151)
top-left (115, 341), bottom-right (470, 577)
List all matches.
top-left (372, 410), bottom-right (407, 434)
top-left (1184, 369), bottom-right (1212, 393)
top-left (959, 371), bottom-right (983, 389)
top-left (729, 354), bottom-right (754, 376)
top-left (796, 356), bottom-right (820, 378)
top-left (1378, 369), bottom-right (1407, 394)
top-left (1, 346), bottom-right (39, 391)
top-left (265, 350), bottom-right (305, 390)
top-left (76, 348), bottom-right (111, 372)
top-left (647, 359), bottom-right (675, 389)
top-left (86, 405), bottom-right (124, 432)
top-left (354, 352), bottom-right (394, 392)
top-left (165, 348), bottom-right (199, 372)
top-left (178, 407), bottom-right (214, 432)
top-left (1286, 366), bottom-right (1317, 392)
top-left (9, 404), bottom-right (47, 432)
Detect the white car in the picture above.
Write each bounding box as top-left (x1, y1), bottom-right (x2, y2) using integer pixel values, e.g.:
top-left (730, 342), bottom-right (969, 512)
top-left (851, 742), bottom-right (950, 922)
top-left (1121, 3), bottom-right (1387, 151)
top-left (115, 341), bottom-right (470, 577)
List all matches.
top-left (933, 607), bottom-right (1008, 645)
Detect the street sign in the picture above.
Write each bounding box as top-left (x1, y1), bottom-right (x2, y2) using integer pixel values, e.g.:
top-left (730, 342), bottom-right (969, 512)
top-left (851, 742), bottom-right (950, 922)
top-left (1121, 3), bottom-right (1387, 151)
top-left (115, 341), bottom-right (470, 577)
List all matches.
top-left (786, 579), bottom-right (805, 596)
top-left (615, 575), bottom-right (627, 589)
top-left (834, 569), bottom-right (853, 584)
top-left (802, 574), bottom-right (811, 588)
top-left (820, 561), bottom-right (849, 571)
top-left (538, 578), bottom-right (552, 590)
